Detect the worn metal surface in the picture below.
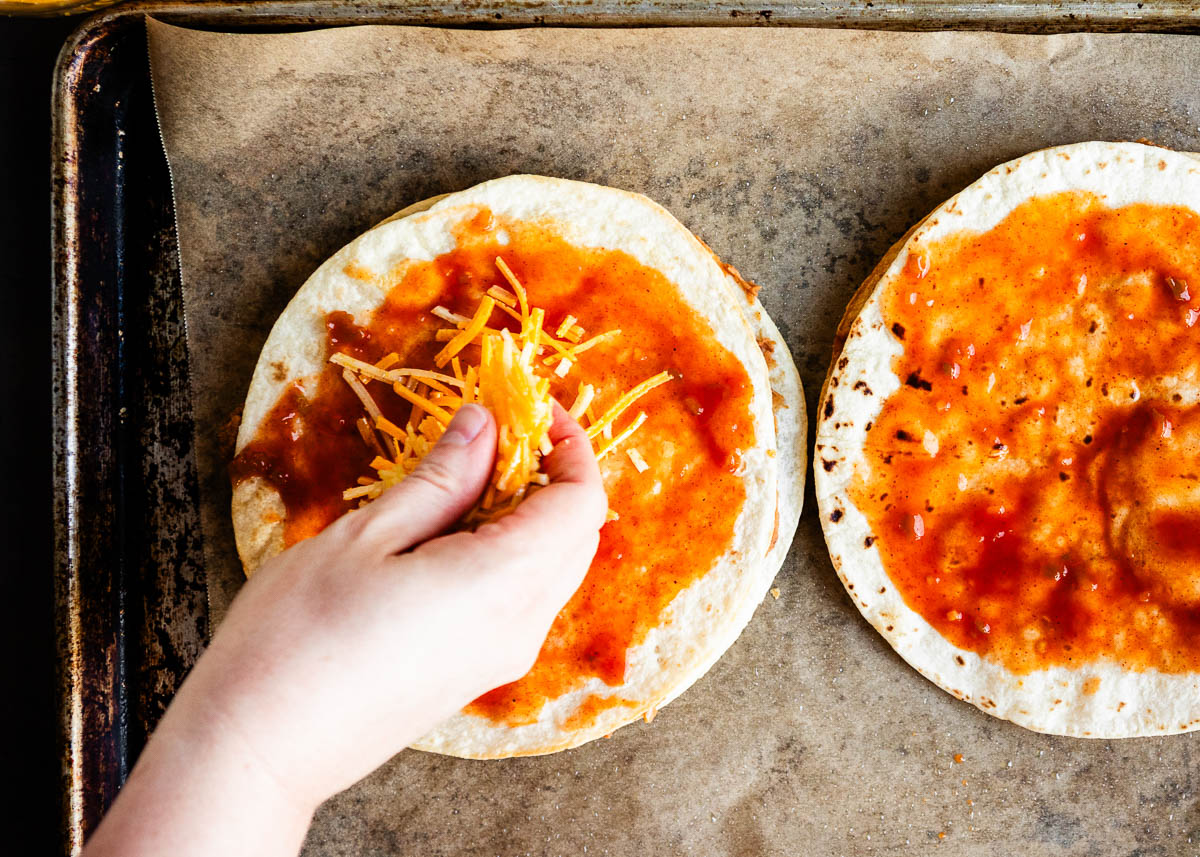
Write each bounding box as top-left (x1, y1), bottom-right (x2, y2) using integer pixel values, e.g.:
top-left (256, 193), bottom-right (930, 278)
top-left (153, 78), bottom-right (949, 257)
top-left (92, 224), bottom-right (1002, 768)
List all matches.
top-left (45, 0), bottom-right (1200, 35)
top-left (52, 12), bottom-right (208, 855)
top-left (51, 2), bottom-right (1200, 855)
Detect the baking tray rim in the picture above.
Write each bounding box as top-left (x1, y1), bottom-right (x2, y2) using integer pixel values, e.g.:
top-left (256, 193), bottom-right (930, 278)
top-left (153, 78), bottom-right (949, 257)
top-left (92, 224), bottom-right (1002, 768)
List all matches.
top-left (44, 0), bottom-right (1200, 37)
top-left (50, 1), bottom-right (1200, 855)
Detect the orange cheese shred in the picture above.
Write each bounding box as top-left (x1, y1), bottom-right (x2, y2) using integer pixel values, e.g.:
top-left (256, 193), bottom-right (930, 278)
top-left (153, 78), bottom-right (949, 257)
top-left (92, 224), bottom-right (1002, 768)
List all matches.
top-left (435, 296), bottom-right (496, 367)
top-left (392, 382), bottom-right (454, 425)
top-left (555, 314), bottom-right (578, 338)
top-left (487, 285), bottom-right (519, 308)
top-left (374, 416), bottom-right (407, 441)
top-left (586, 372), bottom-right (672, 440)
top-left (596, 412), bottom-right (648, 460)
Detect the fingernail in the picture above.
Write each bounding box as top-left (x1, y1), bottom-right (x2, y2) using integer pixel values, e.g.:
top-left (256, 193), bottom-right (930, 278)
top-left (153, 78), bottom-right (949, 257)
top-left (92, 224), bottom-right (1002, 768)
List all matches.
top-left (441, 404), bottom-right (488, 446)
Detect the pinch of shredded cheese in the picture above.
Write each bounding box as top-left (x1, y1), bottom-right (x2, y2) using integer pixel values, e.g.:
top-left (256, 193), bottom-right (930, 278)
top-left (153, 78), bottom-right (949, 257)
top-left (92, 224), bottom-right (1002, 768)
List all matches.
top-left (331, 256), bottom-right (672, 524)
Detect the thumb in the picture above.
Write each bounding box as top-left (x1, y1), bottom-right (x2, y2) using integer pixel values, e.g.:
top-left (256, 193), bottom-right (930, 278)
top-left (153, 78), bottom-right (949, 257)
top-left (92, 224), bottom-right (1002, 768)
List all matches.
top-left (358, 404), bottom-right (497, 552)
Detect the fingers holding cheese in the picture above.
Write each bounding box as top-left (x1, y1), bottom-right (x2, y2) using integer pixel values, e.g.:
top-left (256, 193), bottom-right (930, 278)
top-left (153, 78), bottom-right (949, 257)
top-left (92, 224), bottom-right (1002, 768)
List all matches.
top-left (351, 404), bottom-right (497, 554)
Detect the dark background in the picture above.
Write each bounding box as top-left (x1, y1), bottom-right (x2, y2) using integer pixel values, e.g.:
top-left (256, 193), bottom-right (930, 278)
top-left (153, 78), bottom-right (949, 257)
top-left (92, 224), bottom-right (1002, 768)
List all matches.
top-left (2, 14), bottom-right (82, 854)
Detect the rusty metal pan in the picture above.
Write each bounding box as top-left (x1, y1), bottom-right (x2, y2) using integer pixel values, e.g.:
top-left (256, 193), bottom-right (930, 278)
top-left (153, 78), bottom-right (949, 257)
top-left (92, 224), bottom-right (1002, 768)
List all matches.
top-left (52, 9), bottom-right (208, 852)
top-left (49, 1), bottom-right (1200, 854)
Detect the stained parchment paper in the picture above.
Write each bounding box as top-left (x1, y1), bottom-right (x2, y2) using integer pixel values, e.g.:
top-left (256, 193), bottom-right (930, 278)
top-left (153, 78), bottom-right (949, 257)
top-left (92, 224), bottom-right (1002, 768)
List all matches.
top-left (148, 19), bottom-right (1200, 856)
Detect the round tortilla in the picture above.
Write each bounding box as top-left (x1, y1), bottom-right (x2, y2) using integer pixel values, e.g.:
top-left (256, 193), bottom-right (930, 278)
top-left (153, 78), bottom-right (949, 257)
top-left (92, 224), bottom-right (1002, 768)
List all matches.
top-left (815, 142), bottom-right (1200, 738)
top-left (233, 175), bottom-right (805, 757)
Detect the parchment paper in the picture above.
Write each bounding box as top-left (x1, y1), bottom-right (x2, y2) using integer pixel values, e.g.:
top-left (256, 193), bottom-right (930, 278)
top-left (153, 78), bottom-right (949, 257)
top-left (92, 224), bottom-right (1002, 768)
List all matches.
top-left (148, 19), bottom-right (1200, 856)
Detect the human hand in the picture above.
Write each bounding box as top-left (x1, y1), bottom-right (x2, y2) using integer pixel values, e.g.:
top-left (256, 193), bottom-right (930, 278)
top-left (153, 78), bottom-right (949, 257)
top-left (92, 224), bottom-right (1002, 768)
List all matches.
top-left (84, 403), bottom-right (606, 857)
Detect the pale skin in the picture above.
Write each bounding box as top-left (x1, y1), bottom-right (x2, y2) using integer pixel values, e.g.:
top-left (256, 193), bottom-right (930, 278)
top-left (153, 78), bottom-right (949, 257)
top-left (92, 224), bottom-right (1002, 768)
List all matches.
top-left (83, 403), bottom-right (607, 857)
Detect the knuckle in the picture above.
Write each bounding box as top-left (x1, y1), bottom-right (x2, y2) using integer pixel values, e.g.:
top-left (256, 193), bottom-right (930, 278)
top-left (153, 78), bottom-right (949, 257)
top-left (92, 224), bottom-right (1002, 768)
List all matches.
top-left (344, 504), bottom-right (399, 551)
top-left (408, 453), bottom-right (460, 497)
top-left (471, 514), bottom-right (523, 553)
top-left (331, 506), bottom-right (372, 542)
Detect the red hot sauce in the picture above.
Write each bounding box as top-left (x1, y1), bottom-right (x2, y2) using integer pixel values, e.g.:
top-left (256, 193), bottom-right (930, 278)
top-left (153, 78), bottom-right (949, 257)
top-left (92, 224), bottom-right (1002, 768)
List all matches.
top-left (850, 192), bottom-right (1200, 674)
top-left (232, 210), bottom-right (757, 725)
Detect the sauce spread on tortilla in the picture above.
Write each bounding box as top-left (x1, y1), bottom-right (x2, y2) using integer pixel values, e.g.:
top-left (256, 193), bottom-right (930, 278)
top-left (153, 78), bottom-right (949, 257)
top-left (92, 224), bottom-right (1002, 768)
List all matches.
top-left (232, 209), bottom-right (755, 724)
top-left (851, 191), bottom-right (1200, 674)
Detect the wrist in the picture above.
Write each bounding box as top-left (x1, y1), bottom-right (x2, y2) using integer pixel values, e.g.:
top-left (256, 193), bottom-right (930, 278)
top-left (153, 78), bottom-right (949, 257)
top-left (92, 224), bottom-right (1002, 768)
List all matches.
top-left (161, 660), bottom-right (330, 817)
top-left (84, 691), bottom-right (316, 857)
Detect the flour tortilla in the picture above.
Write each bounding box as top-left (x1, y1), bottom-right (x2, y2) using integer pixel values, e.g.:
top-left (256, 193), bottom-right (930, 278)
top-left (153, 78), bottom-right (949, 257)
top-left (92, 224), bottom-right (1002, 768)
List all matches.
top-left (815, 142), bottom-right (1200, 738)
top-left (232, 175), bottom-right (805, 757)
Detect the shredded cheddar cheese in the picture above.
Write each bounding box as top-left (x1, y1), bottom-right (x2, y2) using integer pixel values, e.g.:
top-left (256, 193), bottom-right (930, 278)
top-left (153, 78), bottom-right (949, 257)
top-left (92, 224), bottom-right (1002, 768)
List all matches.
top-left (331, 256), bottom-right (672, 524)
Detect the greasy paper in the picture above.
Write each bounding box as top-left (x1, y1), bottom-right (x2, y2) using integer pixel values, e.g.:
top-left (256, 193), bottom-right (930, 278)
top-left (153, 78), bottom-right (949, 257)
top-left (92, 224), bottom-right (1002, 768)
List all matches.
top-left (148, 19), bottom-right (1200, 856)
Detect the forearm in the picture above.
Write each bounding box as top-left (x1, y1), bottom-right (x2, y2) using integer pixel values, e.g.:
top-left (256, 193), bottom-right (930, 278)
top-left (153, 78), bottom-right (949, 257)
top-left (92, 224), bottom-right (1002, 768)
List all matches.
top-left (82, 691), bottom-right (316, 857)
top-left (82, 404), bottom-right (604, 855)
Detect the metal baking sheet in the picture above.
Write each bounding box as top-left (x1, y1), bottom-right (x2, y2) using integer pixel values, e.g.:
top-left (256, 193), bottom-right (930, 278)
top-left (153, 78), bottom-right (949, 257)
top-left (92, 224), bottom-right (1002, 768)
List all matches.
top-left (53, 3), bottom-right (1200, 856)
